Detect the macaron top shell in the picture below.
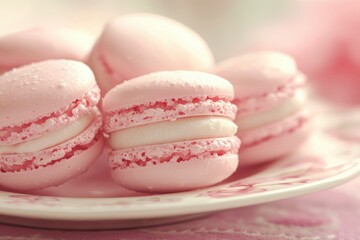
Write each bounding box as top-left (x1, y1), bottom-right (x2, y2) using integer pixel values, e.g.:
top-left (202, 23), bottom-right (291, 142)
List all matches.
top-left (213, 51), bottom-right (298, 99)
top-left (0, 60), bottom-right (97, 129)
top-left (0, 28), bottom-right (94, 69)
top-left (103, 71), bottom-right (234, 112)
top-left (93, 13), bottom-right (214, 84)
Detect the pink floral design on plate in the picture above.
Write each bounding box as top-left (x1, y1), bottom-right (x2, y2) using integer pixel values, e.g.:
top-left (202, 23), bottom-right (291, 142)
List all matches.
top-left (200, 140), bottom-right (360, 199)
top-left (87, 197), bottom-right (184, 207)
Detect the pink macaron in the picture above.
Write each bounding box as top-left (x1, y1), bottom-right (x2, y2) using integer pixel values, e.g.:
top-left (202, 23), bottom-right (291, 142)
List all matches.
top-left (213, 51), bottom-right (310, 166)
top-left (89, 13), bottom-right (214, 95)
top-left (0, 27), bottom-right (94, 75)
top-left (102, 71), bottom-right (240, 193)
top-left (0, 60), bottom-right (104, 191)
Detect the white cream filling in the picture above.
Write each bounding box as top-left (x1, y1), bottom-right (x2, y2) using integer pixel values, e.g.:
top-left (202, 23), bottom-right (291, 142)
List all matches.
top-left (236, 89), bottom-right (306, 131)
top-left (108, 116), bottom-right (238, 150)
top-left (0, 111), bottom-right (95, 154)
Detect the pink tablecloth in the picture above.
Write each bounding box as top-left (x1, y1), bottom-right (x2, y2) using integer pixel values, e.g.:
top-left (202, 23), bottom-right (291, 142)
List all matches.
top-left (0, 176), bottom-right (359, 240)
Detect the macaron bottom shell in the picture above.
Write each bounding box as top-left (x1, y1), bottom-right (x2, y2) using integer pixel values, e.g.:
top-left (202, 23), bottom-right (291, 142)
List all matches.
top-left (0, 137), bottom-right (104, 191)
top-left (111, 153), bottom-right (239, 193)
top-left (108, 136), bottom-right (240, 193)
top-left (238, 110), bottom-right (311, 166)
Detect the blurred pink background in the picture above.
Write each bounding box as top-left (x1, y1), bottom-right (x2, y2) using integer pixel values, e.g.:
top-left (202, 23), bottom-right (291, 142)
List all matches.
top-left (0, 0), bottom-right (291, 60)
top-left (2, 0), bottom-right (360, 105)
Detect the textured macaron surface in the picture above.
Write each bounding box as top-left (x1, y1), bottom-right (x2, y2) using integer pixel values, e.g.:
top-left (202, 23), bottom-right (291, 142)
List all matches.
top-left (0, 60), bottom-right (100, 145)
top-left (109, 136), bottom-right (240, 170)
top-left (0, 28), bottom-right (94, 70)
top-left (103, 71), bottom-right (234, 110)
top-left (103, 71), bottom-right (237, 132)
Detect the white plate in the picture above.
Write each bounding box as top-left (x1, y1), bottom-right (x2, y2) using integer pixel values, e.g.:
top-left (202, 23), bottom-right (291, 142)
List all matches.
top-left (0, 130), bottom-right (359, 229)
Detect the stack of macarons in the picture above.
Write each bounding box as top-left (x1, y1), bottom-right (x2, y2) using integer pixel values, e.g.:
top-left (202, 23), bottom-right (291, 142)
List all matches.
top-left (0, 13), bottom-right (310, 194)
